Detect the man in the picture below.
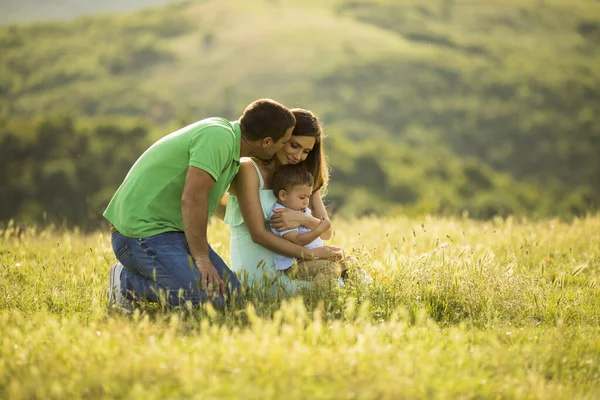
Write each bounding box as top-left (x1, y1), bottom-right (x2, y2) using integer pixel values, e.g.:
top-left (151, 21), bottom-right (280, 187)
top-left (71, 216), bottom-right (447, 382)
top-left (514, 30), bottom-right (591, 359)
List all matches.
top-left (105, 99), bottom-right (296, 312)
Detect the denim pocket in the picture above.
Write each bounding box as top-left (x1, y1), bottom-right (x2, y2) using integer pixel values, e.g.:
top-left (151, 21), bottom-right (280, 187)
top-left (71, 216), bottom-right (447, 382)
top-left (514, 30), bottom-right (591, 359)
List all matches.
top-left (139, 240), bottom-right (158, 260)
top-left (116, 245), bottom-right (152, 280)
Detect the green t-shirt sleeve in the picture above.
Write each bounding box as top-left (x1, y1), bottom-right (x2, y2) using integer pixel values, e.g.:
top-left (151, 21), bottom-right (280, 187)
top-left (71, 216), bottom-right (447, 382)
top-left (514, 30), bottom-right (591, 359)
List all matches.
top-left (189, 126), bottom-right (234, 181)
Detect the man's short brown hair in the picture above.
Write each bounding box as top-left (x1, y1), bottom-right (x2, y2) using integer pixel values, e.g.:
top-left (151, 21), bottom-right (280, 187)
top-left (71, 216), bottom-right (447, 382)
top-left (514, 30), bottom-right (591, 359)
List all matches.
top-left (240, 99), bottom-right (296, 142)
top-left (272, 164), bottom-right (315, 197)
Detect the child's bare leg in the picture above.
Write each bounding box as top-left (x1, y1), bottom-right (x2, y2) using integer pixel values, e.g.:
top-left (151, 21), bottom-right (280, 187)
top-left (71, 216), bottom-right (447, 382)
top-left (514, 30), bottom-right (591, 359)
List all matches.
top-left (289, 260), bottom-right (342, 284)
top-left (340, 255), bottom-right (361, 277)
top-left (340, 256), bottom-right (373, 284)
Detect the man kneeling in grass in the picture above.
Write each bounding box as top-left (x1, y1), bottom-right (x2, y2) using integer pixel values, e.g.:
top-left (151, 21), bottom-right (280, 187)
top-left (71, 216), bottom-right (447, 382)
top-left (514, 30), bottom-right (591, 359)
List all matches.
top-left (104, 99), bottom-right (296, 312)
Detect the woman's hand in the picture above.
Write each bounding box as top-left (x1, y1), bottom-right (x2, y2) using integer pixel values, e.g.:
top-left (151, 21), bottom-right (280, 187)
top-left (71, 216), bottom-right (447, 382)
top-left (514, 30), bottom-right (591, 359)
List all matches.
top-left (309, 246), bottom-right (343, 262)
top-left (270, 208), bottom-right (307, 232)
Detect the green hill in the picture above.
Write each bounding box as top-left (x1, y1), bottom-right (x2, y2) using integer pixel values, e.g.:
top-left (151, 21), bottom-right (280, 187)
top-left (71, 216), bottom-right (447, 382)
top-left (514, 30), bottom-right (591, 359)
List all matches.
top-left (0, 0), bottom-right (599, 228)
top-left (321, 0), bottom-right (600, 192)
top-left (1, 0), bottom-right (427, 120)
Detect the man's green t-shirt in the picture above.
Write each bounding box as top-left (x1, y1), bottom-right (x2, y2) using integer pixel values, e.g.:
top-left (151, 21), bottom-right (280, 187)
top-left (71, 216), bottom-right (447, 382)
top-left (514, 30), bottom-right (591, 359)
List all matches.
top-left (104, 118), bottom-right (241, 238)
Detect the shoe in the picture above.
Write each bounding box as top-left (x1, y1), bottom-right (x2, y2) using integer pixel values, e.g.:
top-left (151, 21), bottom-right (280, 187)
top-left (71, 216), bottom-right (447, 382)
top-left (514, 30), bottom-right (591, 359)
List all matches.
top-left (345, 268), bottom-right (373, 285)
top-left (109, 263), bottom-right (134, 314)
top-left (357, 269), bottom-right (374, 284)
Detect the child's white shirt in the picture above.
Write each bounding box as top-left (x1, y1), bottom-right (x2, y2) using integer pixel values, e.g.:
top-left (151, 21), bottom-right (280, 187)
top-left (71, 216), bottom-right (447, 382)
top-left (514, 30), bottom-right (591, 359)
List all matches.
top-left (270, 203), bottom-right (324, 271)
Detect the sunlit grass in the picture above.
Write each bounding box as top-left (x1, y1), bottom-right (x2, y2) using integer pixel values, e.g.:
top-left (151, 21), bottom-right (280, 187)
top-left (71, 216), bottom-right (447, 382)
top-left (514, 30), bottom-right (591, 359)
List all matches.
top-left (1, 216), bottom-right (599, 398)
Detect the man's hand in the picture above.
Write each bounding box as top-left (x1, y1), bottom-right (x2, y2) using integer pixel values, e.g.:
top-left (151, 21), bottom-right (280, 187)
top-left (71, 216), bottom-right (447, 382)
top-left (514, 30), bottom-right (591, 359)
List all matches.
top-left (194, 256), bottom-right (224, 297)
top-left (309, 246), bottom-right (343, 262)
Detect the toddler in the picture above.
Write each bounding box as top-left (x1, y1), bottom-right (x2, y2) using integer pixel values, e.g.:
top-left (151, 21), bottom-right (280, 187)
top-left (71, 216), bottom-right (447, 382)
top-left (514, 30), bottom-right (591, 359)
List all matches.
top-left (270, 164), bottom-right (345, 284)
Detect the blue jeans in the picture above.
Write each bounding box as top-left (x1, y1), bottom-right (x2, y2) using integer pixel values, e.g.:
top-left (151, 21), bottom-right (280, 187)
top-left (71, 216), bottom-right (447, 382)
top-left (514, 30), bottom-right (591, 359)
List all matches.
top-left (111, 230), bottom-right (241, 307)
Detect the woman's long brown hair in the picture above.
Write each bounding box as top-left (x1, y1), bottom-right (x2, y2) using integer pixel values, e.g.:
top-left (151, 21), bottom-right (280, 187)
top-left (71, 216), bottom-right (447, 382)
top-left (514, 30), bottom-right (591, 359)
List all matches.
top-left (290, 108), bottom-right (329, 193)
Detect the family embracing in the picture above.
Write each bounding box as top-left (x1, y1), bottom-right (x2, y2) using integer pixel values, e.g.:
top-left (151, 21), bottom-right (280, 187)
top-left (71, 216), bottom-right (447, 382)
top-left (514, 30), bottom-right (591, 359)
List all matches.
top-left (105, 99), bottom-right (364, 313)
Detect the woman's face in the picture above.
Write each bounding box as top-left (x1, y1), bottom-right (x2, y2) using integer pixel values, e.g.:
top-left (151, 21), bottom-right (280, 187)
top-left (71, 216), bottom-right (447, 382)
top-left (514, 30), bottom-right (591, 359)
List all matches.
top-left (276, 135), bottom-right (316, 165)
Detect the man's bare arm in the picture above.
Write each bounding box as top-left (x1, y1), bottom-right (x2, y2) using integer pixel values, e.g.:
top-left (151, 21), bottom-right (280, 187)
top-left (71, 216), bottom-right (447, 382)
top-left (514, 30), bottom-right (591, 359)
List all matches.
top-left (181, 166), bottom-right (223, 295)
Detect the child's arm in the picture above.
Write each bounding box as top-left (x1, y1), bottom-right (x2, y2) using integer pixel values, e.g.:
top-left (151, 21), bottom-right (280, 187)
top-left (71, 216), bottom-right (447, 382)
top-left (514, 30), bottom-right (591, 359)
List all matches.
top-left (282, 219), bottom-right (330, 247)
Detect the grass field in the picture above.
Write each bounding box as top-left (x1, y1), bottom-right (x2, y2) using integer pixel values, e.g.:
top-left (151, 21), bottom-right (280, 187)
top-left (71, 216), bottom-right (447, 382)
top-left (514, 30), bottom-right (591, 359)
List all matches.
top-left (1, 216), bottom-right (599, 399)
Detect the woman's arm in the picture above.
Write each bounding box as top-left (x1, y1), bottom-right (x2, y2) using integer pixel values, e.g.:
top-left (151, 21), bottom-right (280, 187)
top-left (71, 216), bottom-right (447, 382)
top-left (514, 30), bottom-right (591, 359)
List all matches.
top-left (234, 161), bottom-right (335, 260)
top-left (270, 207), bottom-right (318, 231)
top-left (309, 190), bottom-right (333, 240)
top-left (213, 193), bottom-right (229, 221)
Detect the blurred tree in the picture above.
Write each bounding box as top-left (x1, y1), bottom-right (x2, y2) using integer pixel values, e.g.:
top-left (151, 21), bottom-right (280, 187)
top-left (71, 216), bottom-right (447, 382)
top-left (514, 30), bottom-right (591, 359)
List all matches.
top-left (0, 116), bottom-right (151, 229)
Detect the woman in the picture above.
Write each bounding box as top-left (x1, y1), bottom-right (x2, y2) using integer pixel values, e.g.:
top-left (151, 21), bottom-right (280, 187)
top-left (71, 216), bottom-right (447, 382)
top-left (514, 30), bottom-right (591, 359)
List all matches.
top-left (224, 109), bottom-right (341, 292)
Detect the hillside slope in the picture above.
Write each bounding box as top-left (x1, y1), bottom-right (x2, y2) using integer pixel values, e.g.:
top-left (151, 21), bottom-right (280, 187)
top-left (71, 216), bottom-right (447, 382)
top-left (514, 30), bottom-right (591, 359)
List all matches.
top-left (0, 0), bottom-right (599, 226)
top-left (2, 0), bottom-right (429, 121)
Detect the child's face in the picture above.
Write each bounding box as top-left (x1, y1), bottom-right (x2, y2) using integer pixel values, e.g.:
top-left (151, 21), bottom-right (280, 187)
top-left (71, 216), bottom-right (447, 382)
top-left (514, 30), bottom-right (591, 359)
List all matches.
top-left (279, 184), bottom-right (313, 211)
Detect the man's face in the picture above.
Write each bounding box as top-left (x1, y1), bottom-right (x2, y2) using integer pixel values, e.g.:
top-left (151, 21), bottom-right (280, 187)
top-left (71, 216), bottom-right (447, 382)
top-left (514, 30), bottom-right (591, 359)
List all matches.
top-left (279, 184), bottom-right (312, 211)
top-left (255, 127), bottom-right (294, 160)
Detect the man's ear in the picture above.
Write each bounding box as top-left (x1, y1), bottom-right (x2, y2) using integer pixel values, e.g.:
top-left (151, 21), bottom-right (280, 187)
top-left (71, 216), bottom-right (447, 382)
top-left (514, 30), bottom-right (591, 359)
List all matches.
top-left (261, 137), bottom-right (273, 148)
top-left (278, 190), bottom-right (287, 201)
